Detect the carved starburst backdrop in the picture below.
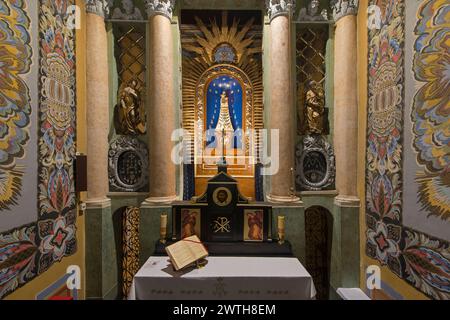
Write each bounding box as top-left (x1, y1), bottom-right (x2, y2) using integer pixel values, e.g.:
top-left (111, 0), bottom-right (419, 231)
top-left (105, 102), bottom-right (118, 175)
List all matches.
top-left (180, 10), bottom-right (264, 162)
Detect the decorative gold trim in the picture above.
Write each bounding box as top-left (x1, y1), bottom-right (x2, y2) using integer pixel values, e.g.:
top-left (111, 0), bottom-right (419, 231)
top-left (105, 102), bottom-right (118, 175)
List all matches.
top-left (182, 11), bottom-right (264, 175)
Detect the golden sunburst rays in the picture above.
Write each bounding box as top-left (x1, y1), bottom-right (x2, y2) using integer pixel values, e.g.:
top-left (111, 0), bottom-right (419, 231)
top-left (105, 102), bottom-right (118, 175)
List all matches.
top-left (182, 11), bottom-right (264, 161)
top-left (184, 11), bottom-right (261, 67)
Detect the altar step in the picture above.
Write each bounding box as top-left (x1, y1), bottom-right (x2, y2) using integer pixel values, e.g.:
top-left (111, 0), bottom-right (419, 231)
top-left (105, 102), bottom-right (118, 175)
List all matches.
top-left (154, 240), bottom-right (293, 257)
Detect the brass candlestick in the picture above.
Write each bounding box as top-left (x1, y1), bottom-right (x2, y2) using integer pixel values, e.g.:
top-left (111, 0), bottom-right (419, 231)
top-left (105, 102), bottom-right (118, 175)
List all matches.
top-left (160, 214), bottom-right (167, 244)
top-left (278, 215), bottom-right (285, 245)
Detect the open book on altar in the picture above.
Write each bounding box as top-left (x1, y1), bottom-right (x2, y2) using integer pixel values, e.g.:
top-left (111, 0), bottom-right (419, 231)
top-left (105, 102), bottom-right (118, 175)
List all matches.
top-left (165, 235), bottom-right (209, 271)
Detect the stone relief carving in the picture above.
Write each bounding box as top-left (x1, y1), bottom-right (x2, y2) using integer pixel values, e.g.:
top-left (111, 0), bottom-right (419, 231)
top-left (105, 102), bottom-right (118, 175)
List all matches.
top-left (109, 136), bottom-right (149, 192)
top-left (296, 135), bottom-right (335, 191)
top-left (331, 0), bottom-right (359, 22)
top-left (111, 0), bottom-right (144, 20)
top-left (297, 0), bottom-right (328, 21)
top-left (144, 0), bottom-right (176, 20)
top-left (86, 0), bottom-right (110, 17)
top-left (265, 0), bottom-right (295, 21)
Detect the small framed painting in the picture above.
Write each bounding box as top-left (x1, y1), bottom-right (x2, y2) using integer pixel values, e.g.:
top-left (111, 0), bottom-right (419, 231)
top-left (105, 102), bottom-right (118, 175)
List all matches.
top-left (181, 208), bottom-right (201, 239)
top-left (243, 209), bottom-right (264, 242)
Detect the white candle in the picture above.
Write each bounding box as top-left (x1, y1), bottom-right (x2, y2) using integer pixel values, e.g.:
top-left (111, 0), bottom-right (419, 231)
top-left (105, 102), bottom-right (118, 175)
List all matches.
top-left (278, 215), bottom-right (285, 230)
top-left (160, 214), bottom-right (167, 230)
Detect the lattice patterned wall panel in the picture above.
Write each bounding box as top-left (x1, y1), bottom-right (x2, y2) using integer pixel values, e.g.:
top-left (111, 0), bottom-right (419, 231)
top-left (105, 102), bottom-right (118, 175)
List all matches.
top-left (115, 24), bottom-right (146, 94)
top-left (296, 26), bottom-right (328, 86)
top-left (296, 25), bottom-right (329, 135)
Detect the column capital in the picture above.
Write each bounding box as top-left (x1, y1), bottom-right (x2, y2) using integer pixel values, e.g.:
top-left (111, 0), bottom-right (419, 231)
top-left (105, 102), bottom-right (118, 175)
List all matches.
top-left (265, 0), bottom-right (295, 22)
top-left (85, 0), bottom-right (109, 18)
top-left (145, 0), bottom-right (176, 20)
top-left (331, 0), bottom-right (359, 22)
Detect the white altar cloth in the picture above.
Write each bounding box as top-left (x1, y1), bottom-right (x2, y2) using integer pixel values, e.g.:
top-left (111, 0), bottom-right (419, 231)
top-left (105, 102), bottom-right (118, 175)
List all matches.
top-left (128, 256), bottom-right (316, 300)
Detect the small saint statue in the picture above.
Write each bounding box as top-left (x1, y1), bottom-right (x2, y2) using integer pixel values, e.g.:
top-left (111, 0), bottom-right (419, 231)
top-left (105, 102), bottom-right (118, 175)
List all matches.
top-left (215, 91), bottom-right (234, 151)
top-left (297, 0), bottom-right (328, 21)
top-left (216, 91), bottom-right (233, 132)
top-left (116, 80), bottom-right (146, 135)
top-left (304, 80), bottom-right (325, 135)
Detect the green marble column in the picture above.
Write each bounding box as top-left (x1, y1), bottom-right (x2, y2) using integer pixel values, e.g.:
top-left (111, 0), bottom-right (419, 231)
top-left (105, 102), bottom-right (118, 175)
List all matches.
top-left (85, 205), bottom-right (120, 300)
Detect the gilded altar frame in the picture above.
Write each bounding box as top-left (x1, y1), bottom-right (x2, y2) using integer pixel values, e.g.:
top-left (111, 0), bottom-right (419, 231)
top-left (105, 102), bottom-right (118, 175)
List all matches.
top-left (195, 64), bottom-right (255, 179)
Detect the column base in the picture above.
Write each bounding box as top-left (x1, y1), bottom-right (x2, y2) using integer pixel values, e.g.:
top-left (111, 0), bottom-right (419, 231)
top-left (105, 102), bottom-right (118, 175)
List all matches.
top-left (85, 197), bottom-right (111, 209)
top-left (266, 194), bottom-right (303, 204)
top-left (142, 195), bottom-right (178, 207)
top-left (334, 195), bottom-right (360, 207)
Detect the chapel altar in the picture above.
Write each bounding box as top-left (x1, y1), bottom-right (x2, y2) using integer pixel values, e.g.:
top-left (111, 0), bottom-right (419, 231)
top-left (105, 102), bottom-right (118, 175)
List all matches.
top-left (81, 0), bottom-right (361, 301)
top-left (154, 164), bottom-right (293, 256)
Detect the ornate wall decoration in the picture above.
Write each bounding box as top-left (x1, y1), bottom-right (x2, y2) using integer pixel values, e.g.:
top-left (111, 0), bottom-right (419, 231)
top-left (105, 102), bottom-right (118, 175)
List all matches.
top-left (296, 23), bottom-right (328, 135)
top-left (122, 206), bottom-right (140, 299)
top-left (38, 0), bottom-right (77, 218)
top-left (37, 210), bottom-right (77, 272)
top-left (86, 0), bottom-right (109, 17)
top-left (0, 0), bottom-right (37, 299)
top-left (181, 11), bottom-right (263, 196)
top-left (365, 0), bottom-right (450, 299)
top-left (331, 0), bottom-right (359, 21)
top-left (265, 0), bottom-right (295, 21)
top-left (109, 136), bottom-right (149, 192)
top-left (110, 0), bottom-right (144, 20)
top-left (0, 0), bottom-right (77, 300)
top-left (295, 135), bottom-right (335, 191)
top-left (297, 0), bottom-right (328, 21)
top-left (0, 0), bottom-right (33, 211)
top-left (37, 0), bottom-right (78, 275)
top-left (144, 0), bottom-right (175, 20)
top-left (113, 23), bottom-right (147, 135)
top-left (0, 224), bottom-right (38, 299)
top-left (411, 0), bottom-right (449, 221)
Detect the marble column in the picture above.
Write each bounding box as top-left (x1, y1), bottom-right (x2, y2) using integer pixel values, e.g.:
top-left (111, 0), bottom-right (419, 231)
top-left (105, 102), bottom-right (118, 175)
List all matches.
top-left (332, 0), bottom-right (360, 207)
top-left (266, 0), bottom-right (300, 203)
top-left (143, 0), bottom-right (177, 205)
top-left (85, 0), bottom-right (110, 208)
top-left (84, 0), bottom-right (118, 300)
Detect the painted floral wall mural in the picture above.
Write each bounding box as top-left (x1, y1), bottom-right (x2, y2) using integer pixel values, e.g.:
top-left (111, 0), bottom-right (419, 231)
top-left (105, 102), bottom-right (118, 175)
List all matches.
top-left (0, 0), bottom-right (77, 299)
top-left (366, 0), bottom-right (450, 300)
top-left (0, 0), bottom-right (32, 210)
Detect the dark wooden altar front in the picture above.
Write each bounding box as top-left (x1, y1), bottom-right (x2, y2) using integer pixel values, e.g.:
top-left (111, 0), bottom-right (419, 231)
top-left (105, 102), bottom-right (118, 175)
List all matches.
top-left (155, 168), bottom-right (292, 256)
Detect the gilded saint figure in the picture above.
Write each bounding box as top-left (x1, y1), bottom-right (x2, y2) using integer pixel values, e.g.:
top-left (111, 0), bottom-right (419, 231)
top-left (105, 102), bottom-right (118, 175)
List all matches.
top-left (304, 81), bottom-right (325, 135)
top-left (116, 80), bottom-right (146, 135)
